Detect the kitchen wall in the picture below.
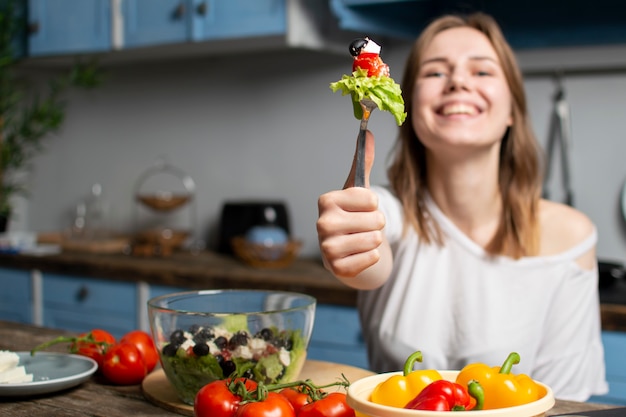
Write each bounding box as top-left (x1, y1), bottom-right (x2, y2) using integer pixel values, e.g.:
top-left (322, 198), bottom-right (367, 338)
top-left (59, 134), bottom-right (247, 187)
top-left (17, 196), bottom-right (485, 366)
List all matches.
top-left (11, 40), bottom-right (626, 263)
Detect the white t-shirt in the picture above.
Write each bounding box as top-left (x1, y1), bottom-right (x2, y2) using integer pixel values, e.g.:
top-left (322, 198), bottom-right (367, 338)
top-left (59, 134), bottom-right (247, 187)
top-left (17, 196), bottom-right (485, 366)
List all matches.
top-left (358, 185), bottom-right (608, 401)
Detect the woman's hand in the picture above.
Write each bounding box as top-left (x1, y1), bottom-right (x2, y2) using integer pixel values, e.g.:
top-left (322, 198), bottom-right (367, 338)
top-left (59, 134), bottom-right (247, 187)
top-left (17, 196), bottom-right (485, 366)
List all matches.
top-left (316, 131), bottom-right (391, 288)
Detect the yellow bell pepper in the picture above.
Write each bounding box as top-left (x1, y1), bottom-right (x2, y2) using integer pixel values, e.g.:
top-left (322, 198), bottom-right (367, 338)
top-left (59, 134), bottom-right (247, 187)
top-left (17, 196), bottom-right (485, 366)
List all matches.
top-left (370, 351), bottom-right (442, 408)
top-left (455, 352), bottom-right (541, 410)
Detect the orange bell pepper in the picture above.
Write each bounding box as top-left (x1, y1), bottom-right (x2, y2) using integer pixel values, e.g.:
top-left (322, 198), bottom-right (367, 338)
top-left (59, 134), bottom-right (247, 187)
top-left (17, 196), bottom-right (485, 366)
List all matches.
top-left (370, 351), bottom-right (442, 408)
top-left (455, 352), bottom-right (540, 410)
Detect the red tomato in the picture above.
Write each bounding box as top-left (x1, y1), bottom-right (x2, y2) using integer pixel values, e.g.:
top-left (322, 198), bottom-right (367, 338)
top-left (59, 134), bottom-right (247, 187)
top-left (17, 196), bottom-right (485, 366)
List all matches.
top-left (352, 52), bottom-right (390, 77)
top-left (120, 330), bottom-right (159, 373)
top-left (71, 329), bottom-right (116, 370)
top-left (298, 393), bottom-right (355, 417)
top-left (195, 378), bottom-right (258, 417)
top-left (280, 387), bottom-right (311, 414)
top-left (234, 392), bottom-right (295, 417)
top-left (101, 342), bottom-right (147, 385)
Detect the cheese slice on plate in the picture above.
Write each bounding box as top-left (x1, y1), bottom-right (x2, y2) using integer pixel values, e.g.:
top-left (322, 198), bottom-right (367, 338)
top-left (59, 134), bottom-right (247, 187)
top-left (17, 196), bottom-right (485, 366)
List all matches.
top-left (0, 350), bottom-right (33, 383)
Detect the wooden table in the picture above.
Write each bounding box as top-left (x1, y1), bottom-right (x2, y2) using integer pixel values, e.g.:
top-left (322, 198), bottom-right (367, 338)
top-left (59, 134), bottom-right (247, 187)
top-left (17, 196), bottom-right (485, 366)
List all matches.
top-left (0, 320), bottom-right (621, 416)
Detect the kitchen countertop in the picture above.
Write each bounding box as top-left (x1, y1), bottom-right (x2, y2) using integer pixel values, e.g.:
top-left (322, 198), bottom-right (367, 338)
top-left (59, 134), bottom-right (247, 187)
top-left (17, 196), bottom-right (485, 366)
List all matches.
top-left (0, 320), bottom-right (621, 416)
top-left (0, 250), bottom-right (357, 307)
top-left (1, 250), bottom-right (626, 330)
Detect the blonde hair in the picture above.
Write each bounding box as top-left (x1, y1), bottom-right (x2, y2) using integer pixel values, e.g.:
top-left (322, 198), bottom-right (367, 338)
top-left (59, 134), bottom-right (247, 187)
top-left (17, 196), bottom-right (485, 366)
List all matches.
top-left (387, 12), bottom-right (542, 258)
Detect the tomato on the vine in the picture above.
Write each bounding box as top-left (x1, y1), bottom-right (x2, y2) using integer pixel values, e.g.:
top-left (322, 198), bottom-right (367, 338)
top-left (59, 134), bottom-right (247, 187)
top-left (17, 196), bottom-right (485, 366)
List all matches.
top-left (234, 392), bottom-right (295, 417)
top-left (70, 329), bottom-right (116, 370)
top-left (280, 387), bottom-right (312, 414)
top-left (298, 392), bottom-right (355, 417)
top-left (101, 342), bottom-right (147, 385)
top-left (120, 330), bottom-right (159, 373)
top-left (195, 378), bottom-right (258, 417)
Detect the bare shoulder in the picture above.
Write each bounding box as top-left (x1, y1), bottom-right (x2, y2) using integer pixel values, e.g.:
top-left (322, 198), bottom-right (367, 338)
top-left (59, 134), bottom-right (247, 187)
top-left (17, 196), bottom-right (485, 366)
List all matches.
top-left (538, 199), bottom-right (596, 268)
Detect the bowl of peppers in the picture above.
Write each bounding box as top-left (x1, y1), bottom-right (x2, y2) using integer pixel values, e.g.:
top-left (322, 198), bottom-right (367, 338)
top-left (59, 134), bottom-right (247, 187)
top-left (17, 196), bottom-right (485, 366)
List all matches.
top-left (347, 351), bottom-right (555, 417)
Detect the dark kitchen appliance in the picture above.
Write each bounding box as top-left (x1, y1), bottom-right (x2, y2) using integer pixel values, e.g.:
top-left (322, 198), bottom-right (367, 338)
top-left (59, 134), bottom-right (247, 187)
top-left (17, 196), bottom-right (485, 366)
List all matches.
top-left (218, 201), bottom-right (291, 254)
top-left (599, 260), bottom-right (626, 289)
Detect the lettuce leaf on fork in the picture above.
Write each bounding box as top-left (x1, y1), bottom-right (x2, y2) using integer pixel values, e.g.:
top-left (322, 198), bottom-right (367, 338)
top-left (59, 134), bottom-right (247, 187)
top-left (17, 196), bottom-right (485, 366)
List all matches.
top-left (330, 68), bottom-right (407, 126)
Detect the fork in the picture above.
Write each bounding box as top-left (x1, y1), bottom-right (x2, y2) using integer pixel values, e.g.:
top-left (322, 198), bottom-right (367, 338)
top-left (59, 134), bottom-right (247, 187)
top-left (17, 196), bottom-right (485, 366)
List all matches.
top-left (354, 99), bottom-right (377, 188)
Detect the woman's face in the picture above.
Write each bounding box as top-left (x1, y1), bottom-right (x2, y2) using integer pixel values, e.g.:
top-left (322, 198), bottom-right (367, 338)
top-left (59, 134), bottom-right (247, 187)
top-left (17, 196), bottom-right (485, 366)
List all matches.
top-left (412, 27), bottom-right (513, 156)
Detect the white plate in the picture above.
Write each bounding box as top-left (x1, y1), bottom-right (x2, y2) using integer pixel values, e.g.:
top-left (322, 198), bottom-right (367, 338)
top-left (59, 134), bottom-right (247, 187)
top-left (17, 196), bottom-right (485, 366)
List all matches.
top-left (0, 352), bottom-right (97, 397)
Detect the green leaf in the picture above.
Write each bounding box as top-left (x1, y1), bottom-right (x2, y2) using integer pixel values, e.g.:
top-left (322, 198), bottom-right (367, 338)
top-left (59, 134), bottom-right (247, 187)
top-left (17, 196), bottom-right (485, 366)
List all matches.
top-left (330, 68), bottom-right (407, 126)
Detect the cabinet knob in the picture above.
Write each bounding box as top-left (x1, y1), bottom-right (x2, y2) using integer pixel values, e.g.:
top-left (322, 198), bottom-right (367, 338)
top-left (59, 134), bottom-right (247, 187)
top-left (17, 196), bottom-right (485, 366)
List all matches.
top-left (28, 21), bottom-right (40, 34)
top-left (196, 2), bottom-right (207, 16)
top-left (172, 3), bottom-right (186, 19)
top-left (76, 286), bottom-right (89, 302)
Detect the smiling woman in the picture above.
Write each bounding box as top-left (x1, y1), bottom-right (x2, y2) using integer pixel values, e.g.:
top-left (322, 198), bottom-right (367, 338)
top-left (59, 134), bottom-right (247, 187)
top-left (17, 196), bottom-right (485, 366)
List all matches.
top-left (316, 12), bottom-right (608, 402)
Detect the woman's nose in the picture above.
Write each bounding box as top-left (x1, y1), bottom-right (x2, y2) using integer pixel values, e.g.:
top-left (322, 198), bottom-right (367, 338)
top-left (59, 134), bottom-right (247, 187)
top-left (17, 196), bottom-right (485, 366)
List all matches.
top-left (446, 69), bottom-right (469, 92)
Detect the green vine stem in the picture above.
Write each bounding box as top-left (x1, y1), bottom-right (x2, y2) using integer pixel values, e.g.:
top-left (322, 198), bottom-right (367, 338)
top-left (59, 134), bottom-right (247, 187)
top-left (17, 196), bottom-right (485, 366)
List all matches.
top-left (30, 332), bottom-right (112, 356)
top-left (231, 374), bottom-right (351, 404)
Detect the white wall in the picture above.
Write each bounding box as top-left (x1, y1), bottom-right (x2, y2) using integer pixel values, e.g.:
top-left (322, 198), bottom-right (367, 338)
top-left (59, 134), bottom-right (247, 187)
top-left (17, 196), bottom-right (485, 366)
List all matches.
top-left (13, 42), bottom-right (626, 263)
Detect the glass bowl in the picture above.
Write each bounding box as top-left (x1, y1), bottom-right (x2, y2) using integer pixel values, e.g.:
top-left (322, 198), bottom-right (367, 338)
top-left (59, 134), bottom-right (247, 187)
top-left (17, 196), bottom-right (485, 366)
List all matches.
top-left (147, 289), bottom-right (316, 405)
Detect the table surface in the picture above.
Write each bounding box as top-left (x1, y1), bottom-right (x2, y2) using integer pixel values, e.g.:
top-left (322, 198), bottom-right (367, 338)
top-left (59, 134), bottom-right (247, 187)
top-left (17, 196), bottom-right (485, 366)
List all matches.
top-left (0, 320), bottom-right (620, 416)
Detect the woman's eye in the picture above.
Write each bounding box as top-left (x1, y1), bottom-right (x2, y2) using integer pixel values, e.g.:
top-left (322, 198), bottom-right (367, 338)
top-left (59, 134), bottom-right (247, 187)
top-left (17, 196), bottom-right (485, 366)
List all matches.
top-left (475, 70), bottom-right (492, 76)
top-left (424, 71), bottom-right (446, 78)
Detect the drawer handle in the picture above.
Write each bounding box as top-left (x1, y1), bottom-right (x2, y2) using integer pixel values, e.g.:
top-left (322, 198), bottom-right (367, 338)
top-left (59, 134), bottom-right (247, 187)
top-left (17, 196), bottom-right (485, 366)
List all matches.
top-left (172, 3), bottom-right (186, 19)
top-left (196, 2), bottom-right (207, 15)
top-left (28, 21), bottom-right (40, 34)
top-left (76, 286), bottom-right (89, 302)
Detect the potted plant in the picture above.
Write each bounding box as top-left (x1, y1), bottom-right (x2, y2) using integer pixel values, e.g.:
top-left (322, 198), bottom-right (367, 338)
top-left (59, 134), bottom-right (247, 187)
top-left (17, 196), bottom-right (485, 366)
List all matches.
top-left (0, 0), bottom-right (101, 232)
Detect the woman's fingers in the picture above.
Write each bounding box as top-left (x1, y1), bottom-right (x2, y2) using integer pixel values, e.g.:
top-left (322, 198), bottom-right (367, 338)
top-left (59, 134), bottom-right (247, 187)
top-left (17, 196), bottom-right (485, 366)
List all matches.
top-left (317, 187), bottom-right (385, 277)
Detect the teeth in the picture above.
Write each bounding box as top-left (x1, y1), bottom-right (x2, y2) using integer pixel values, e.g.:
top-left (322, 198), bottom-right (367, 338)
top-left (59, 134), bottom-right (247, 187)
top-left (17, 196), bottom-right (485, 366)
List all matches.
top-left (442, 103), bottom-right (476, 116)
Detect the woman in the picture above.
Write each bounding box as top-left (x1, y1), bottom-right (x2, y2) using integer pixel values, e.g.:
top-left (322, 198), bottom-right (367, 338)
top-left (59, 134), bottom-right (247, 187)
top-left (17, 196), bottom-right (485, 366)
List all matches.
top-left (317, 13), bottom-right (607, 401)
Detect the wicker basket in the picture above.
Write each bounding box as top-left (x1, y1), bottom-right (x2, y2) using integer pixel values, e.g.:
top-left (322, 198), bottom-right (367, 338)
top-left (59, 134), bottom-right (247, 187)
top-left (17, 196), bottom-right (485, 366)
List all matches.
top-left (231, 237), bottom-right (301, 268)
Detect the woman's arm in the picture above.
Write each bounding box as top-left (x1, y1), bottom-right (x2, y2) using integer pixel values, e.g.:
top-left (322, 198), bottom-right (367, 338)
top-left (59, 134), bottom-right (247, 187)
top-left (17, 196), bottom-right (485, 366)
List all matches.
top-left (316, 130), bottom-right (393, 290)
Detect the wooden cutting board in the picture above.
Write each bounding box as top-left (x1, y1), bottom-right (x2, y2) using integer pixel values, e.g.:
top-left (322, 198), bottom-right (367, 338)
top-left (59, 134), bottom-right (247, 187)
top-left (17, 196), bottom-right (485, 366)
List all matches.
top-left (142, 360), bottom-right (374, 416)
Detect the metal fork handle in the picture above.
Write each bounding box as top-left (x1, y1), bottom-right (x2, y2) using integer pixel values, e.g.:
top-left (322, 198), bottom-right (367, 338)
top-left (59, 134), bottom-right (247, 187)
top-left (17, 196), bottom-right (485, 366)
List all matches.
top-left (354, 100), bottom-right (376, 188)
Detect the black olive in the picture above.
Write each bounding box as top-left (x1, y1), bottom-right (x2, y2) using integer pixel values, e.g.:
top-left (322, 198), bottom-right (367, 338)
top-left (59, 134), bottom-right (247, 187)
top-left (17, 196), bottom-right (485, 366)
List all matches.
top-left (349, 38), bottom-right (369, 57)
top-left (162, 343), bottom-right (179, 357)
top-left (255, 328), bottom-right (273, 341)
top-left (214, 336), bottom-right (228, 349)
top-left (228, 331), bottom-right (249, 349)
top-left (220, 360), bottom-right (236, 376)
top-left (193, 328), bottom-right (214, 344)
top-left (169, 329), bottom-right (185, 344)
top-left (188, 324), bottom-right (201, 334)
top-left (192, 342), bottom-right (210, 356)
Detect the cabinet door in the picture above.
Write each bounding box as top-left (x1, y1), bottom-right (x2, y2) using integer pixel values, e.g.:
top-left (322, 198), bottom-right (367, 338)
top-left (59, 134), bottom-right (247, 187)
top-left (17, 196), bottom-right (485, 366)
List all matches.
top-left (308, 304), bottom-right (368, 369)
top-left (121, 0), bottom-right (191, 48)
top-left (192, 0), bottom-right (286, 41)
top-left (27, 0), bottom-right (111, 56)
top-left (589, 331), bottom-right (626, 405)
top-left (0, 268), bottom-right (32, 324)
top-left (43, 273), bottom-right (137, 339)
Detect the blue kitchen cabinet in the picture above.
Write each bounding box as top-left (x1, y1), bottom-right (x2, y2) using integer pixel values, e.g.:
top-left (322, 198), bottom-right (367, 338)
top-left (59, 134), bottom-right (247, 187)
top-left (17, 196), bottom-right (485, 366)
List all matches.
top-left (121, 0), bottom-right (190, 49)
top-left (123, 0), bottom-right (286, 49)
top-left (191, 0), bottom-right (286, 41)
top-left (0, 267), bottom-right (32, 324)
top-left (330, 0), bottom-right (626, 49)
top-left (589, 331), bottom-right (626, 405)
top-left (42, 273), bottom-right (137, 339)
top-left (308, 304), bottom-right (369, 369)
top-left (27, 0), bottom-right (111, 56)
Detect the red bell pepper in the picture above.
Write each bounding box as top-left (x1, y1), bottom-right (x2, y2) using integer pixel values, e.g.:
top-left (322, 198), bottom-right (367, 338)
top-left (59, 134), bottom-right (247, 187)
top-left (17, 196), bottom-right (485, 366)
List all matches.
top-left (404, 379), bottom-right (484, 411)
